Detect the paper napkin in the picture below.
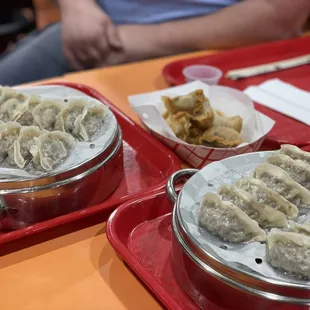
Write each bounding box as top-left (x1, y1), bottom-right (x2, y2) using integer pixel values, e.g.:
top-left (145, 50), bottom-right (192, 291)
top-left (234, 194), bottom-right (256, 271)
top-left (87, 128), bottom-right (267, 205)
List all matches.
top-left (244, 78), bottom-right (310, 126)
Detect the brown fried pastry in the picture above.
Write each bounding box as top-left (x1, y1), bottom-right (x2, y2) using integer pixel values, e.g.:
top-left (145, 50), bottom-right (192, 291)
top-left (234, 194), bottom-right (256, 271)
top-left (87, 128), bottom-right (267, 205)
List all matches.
top-left (213, 110), bottom-right (243, 133)
top-left (162, 89), bottom-right (206, 115)
top-left (200, 126), bottom-right (243, 148)
top-left (190, 107), bottom-right (214, 130)
top-left (162, 89), bottom-right (243, 148)
top-left (165, 112), bottom-right (191, 140)
top-left (163, 90), bottom-right (214, 142)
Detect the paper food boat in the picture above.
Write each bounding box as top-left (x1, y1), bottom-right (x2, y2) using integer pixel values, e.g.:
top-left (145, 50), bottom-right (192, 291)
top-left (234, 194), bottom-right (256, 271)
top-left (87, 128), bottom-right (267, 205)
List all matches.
top-left (129, 81), bottom-right (275, 168)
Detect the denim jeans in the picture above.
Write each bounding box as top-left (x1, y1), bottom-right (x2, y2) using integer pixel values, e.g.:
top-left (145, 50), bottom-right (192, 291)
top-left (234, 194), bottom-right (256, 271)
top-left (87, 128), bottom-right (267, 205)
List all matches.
top-left (0, 23), bottom-right (71, 86)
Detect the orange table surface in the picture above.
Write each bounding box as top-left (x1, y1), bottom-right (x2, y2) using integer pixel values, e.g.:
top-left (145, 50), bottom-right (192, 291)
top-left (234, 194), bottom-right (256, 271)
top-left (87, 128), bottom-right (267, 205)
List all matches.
top-left (0, 50), bottom-right (213, 310)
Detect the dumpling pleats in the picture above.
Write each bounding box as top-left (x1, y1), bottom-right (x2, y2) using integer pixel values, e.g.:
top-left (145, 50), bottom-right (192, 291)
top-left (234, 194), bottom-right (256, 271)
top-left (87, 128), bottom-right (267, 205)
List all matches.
top-left (33, 98), bottom-right (65, 131)
top-left (267, 153), bottom-right (310, 191)
top-left (236, 177), bottom-right (298, 219)
top-left (0, 122), bottom-right (22, 163)
top-left (7, 126), bottom-right (43, 168)
top-left (199, 193), bottom-right (266, 243)
top-left (30, 131), bottom-right (75, 171)
top-left (219, 184), bottom-right (287, 228)
top-left (55, 98), bottom-right (88, 134)
top-left (253, 163), bottom-right (310, 209)
top-left (73, 104), bottom-right (106, 141)
top-left (288, 223), bottom-right (310, 237)
top-left (280, 144), bottom-right (310, 166)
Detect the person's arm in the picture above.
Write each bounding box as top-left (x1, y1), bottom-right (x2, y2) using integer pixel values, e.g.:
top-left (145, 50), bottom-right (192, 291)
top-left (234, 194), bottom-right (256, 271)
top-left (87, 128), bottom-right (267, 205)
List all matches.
top-left (107, 0), bottom-right (310, 65)
top-left (58, 0), bottom-right (122, 70)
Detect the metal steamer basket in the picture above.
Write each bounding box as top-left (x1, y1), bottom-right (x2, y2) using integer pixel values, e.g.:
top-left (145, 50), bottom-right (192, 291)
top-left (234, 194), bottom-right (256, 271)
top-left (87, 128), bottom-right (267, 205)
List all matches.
top-left (0, 123), bottom-right (123, 231)
top-left (166, 164), bottom-right (310, 310)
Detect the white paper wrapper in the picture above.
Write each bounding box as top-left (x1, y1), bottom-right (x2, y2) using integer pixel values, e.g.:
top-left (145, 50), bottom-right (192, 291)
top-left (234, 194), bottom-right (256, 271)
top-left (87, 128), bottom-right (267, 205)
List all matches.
top-left (0, 85), bottom-right (117, 180)
top-left (179, 151), bottom-right (310, 284)
top-left (128, 81), bottom-right (275, 168)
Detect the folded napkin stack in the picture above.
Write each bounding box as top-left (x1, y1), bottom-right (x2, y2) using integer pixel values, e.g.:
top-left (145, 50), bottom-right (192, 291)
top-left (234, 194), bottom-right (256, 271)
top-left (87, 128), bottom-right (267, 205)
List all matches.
top-left (244, 79), bottom-right (310, 126)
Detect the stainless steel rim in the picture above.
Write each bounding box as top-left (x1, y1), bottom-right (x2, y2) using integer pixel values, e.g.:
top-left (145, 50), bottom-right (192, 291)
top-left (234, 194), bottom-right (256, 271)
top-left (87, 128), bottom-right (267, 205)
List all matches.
top-left (166, 168), bottom-right (198, 203)
top-left (0, 118), bottom-right (120, 184)
top-left (167, 166), bottom-right (310, 303)
top-left (0, 129), bottom-right (122, 195)
top-left (172, 204), bottom-right (310, 305)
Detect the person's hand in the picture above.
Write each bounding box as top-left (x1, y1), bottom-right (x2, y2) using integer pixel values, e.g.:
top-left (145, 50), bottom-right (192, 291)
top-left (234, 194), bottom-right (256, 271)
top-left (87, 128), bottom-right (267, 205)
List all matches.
top-left (61, 2), bottom-right (122, 70)
top-left (104, 25), bottom-right (159, 66)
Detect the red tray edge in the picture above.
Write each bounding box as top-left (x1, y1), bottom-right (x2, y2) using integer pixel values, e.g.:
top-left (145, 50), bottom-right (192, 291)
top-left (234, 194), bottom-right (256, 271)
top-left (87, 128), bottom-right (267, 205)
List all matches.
top-left (0, 82), bottom-right (181, 246)
top-left (162, 37), bottom-right (310, 148)
top-left (162, 36), bottom-right (309, 86)
top-left (107, 189), bottom-right (183, 310)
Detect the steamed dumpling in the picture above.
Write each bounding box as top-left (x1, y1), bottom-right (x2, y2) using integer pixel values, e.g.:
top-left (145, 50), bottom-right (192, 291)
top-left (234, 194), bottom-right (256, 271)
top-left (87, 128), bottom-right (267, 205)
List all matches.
top-left (253, 163), bottom-right (310, 209)
top-left (33, 98), bottom-right (65, 131)
top-left (266, 231), bottom-right (310, 279)
top-left (15, 94), bottom-right (41, 126)
top-left (266, 153), bottom-right (310, 190)
top-left (199, 193), bottom-right (266, 243)
top-left (7, 126), bottom-right (43, 168)
top-left (73, 104), bottom-right (106, 141)
top-left (289, 223), bottom-right (310, 237)
top-left (55, 98), bottom-right (88, 135)
top-left (30, 131), bottom-right (75, 171)
top-left (0, 122), bottom-right (22, 162)
top-left (236, 177), bottom-right (298, 219)
top-left (0, 86), bottom-right (18, 105)
top-left (0, 93), bottom-right (28, 122)
top-left (0, 87), bottom-right (41, 126)
top-left (219, 184), bottom-right (287, 228)
top-left (280, 144), bottom-right (310, 166)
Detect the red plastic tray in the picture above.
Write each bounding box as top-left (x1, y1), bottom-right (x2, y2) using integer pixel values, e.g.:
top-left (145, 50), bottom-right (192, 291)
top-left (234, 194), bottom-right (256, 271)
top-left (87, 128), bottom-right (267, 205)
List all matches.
top-left (107, 189), bottom-right (228, 310)
top-left (107, 145), bottom-right (310, 310)
top-left (163, 36), bottom-right (310, 147)
top-left (0, 82), bottom-right (181, 247)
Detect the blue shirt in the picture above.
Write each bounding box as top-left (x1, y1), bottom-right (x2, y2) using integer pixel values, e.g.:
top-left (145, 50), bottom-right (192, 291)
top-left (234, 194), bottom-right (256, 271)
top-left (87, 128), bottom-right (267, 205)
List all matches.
top-left (97, 0), bottom-right (239, 24)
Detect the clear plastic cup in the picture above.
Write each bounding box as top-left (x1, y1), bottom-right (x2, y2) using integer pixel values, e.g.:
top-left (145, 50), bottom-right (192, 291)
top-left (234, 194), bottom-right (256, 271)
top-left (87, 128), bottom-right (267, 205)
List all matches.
top-left (182, 65), bottom-right (223, 85)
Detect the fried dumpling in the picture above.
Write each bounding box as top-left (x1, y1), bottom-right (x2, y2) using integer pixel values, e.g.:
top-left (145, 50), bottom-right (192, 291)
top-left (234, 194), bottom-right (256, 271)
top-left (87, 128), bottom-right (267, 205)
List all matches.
top-left (253, 163), bottom-right (310, 209)
top-left (213, 110), bottom-right (243, 133)
top-left (266, 231), bottom-right (310, 279)
top-left (236, 177), bottom-right (298, 219)
top-left (33, 98), bottom-right (65, 131)
top-left (199, 193), bottom-right (266, 243)
top-left (15, 94), bottom-right (41, 126)
top-left (30, 131), bottom-right (75, 171)
top-left (73, 104), bottom-right (106, 141)
top-left (266, 154), bottom-right (310, 190)
top-left (280, 144), bottom-right (310, 166)
top-left (219, 184), bottom-right (287, 228)
top-left (189, 106), bottom-right (214, 130)
top-left (288, 223), bottom-right (310, 237)
top-left (55, 98), bottom-right (88, 135)
top-left (165, 112), bottom-right (191, 140)
top-left (162, 89), bottom-right (206, 115)
top-left (163, 89), bottom-right (214, 133)
top-left (7, 126), bottom-right (43, 168)
top-left (200, 126), bottom-right (242, 148)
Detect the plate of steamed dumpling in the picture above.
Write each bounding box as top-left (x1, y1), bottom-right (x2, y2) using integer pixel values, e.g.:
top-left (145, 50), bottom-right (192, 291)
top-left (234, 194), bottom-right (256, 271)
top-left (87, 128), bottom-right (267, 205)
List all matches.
top-left (179, 144), bottom-right (310, 280)
top-left (0, 86), bottom-right (108, 173)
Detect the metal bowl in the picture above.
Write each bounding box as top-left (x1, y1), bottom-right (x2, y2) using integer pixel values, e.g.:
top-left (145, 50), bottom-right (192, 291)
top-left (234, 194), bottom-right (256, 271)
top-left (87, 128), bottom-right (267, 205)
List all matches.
top-left (166, 163), bottom-right (310, 309)
top-left (0, 124), bottom-right (123, 230)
